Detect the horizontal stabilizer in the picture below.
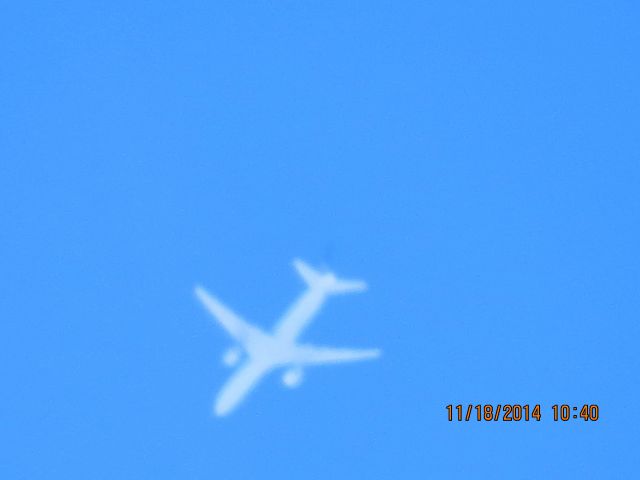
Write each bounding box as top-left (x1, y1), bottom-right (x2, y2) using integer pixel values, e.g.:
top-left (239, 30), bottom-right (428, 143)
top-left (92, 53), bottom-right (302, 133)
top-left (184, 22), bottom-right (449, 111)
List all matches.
top-left (329, 279), bottom-right (368, 294)
top-left (293, 258), bottom-right (368, 294)
top-left (293, 258), bottom-right (322, 286)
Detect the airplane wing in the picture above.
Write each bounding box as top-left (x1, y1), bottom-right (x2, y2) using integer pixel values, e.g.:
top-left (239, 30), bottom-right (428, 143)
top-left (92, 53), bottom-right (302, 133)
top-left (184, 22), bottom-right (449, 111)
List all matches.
top-left (214, 360), bottom-right (272, 416)
top-left (194, 285), bottom-right (264, 343)
top-left (293, 345), bottom-right (381, 365)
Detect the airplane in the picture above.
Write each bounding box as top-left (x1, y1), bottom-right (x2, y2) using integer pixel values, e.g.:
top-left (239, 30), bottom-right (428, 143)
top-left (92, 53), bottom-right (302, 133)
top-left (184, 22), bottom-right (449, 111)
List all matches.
top-left (195, 259), bottom-right (381, 416)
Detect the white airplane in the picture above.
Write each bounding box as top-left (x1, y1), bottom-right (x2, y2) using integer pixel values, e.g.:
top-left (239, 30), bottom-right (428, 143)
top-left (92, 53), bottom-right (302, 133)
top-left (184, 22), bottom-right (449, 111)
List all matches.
top-left (195, 259), bottom-right (381, 416)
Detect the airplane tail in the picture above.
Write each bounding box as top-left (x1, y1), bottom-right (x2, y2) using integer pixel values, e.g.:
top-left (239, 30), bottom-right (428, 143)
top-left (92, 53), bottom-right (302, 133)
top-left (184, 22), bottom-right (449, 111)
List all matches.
top-left (293, 259), bottom-right (367, 294)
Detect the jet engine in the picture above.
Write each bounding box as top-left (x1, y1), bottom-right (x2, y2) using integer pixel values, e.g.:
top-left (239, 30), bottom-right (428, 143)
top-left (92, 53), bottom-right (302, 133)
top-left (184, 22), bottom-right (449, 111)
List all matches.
top-left (282, 367), bottom-right (304, 388)
top-left (222, 347), bottom-right (241, 367)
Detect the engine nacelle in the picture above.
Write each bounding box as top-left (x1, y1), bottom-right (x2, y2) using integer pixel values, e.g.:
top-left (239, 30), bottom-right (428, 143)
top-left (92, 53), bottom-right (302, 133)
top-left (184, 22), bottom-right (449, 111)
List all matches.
top-left (282, 367), bottom-right (304, 388)
top-left (222, 347), bottom-right (241, 367)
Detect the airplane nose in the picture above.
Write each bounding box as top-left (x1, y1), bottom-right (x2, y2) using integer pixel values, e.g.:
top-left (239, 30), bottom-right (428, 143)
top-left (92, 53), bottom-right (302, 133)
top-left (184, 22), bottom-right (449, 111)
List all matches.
top-left (214, 400), bottom-right (231, 417)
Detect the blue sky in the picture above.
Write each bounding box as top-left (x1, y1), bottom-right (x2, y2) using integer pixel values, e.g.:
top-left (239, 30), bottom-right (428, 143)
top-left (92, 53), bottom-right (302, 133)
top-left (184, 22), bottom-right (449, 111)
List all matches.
top-left (2, 1), bottom-right (639, 478)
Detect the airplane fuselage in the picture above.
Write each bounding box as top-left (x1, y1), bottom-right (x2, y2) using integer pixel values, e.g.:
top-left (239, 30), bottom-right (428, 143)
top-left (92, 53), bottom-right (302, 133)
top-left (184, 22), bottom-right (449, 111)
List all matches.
top-left (274, 288), bottom-right (328, 342)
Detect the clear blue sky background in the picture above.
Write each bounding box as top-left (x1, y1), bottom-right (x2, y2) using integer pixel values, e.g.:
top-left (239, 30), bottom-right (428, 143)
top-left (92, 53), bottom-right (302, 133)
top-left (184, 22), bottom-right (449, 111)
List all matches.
top-left (2, 2), bottom-right (639, 478)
